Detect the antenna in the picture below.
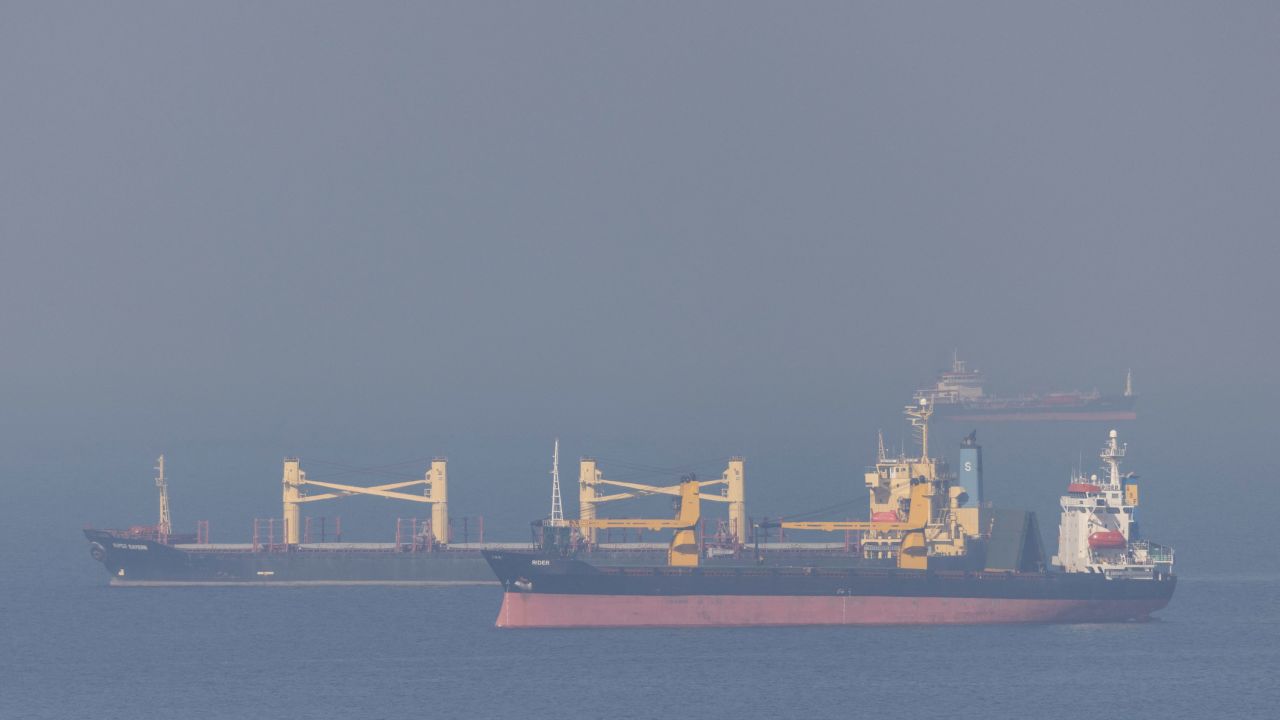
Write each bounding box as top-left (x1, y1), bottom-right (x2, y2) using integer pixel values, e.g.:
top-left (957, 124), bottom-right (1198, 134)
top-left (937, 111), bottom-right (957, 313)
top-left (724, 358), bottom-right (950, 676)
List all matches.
top-left (877, 430), bottom-right (887, 462)
top-left (905, 397), bottom-right (933, 460)
top-left (1100, 429), bottom-right (1126, 487)
top-left (549, 438), bottom-right (564, 526)
top-left (155, 455), bottom-right (171, 539)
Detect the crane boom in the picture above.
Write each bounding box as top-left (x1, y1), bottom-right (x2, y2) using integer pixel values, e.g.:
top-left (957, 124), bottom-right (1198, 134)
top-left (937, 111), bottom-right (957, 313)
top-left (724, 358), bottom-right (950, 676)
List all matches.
top-left (769, 480), bottom-right (931, 532)
top-left (575, 480), bottom-right (700, 531)
top-left (579, 457), bottom-right (746, 545)
top-left (763, 481), bottom-right (934, 570)
top-left (776, 520), bottom-right (914, 532)
top-left (574, 480), bottom-right (701, 567)
top-left (281, 458), bottom-right (450, 545)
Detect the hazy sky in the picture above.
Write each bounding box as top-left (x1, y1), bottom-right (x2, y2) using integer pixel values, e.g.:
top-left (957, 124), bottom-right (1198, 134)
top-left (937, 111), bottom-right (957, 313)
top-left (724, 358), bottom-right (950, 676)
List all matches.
top-left (3, 3), bottom-right (1278, 571)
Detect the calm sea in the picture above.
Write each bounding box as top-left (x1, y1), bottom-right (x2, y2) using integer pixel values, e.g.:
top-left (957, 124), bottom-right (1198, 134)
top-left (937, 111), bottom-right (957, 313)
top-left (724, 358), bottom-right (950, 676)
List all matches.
top-left (2, 534), bottom-right (1277, 719)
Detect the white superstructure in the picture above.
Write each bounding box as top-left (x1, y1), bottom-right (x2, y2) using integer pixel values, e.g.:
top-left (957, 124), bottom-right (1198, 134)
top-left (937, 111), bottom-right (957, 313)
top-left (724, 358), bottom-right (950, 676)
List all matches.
top-left (914, 352), bottom-right (985, 406)
top-left (1052, 430), bottom-right (1173, 579)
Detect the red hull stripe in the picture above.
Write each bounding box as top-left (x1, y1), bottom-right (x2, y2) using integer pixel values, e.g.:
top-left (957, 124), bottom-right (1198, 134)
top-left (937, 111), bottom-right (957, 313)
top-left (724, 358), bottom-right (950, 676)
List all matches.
top-left (945, 412), bottom-right (1137, 422)
top-left (496, 593), bottom-right (1168, 628)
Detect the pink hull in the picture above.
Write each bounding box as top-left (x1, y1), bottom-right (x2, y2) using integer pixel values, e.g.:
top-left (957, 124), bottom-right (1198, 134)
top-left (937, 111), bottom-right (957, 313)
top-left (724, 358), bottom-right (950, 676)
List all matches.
top-left (496, 593), bottom-right (1168, 628)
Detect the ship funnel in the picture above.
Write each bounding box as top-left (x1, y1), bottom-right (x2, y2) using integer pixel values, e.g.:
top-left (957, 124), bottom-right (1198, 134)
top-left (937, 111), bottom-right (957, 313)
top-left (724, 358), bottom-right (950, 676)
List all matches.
top-left (958, 432), bottom-right (983, 506)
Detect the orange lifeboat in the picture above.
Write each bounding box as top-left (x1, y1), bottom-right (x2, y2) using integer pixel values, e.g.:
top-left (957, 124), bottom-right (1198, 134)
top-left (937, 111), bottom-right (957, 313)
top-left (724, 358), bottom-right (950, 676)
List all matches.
top-left (1068, 483), bottom-right (1101, 494)
top-left (1089, 530), bottom-right (1126, 549)
top-left (871, 511), bottom-right (900, 523)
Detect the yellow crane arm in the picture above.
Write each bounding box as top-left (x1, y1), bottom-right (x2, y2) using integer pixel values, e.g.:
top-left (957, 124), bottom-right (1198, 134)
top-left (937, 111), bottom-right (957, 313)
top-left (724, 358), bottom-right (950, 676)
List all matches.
top-left (772, 482), bottom-right (933, 534)
top-left (766, 482), bottom-right (936, 571)
top-left (297, 478), bottom-right (435, 504)
top-left (593, 477), bottom-right (731, 501)
top-left (575, 519), bottom-right (689, 531)
top-left (572, 480), bottom-right (703, 568)
top-left (778, 521), bottom-right (915, 532)
top-left (574, 480), bottom-right (701, 531)
top-left (294, 478), bottom-right (431, 503)
top-left (591, 491), bottom-right (640, 503)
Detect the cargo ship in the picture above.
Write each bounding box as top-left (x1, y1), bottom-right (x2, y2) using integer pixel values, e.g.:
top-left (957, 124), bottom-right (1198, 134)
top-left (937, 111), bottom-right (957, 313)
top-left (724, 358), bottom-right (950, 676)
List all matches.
top-left (914, 354), bottom-right (1137, 421)
top-left (84, 456), bottom-right (522, 585)
top-left (84, 444), bottom-right (870, 585)
top-left (485, 406), bottom-right (1175, 627)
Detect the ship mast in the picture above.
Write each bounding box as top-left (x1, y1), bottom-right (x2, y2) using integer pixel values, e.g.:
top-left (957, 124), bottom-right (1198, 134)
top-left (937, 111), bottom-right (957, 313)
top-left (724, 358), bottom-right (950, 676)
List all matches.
top-left (1100, 429), bottom-right (1125, 487)
top-left (549, 438), bottom-right (564, 526)
top-left (906, 398), bottom-right (933, 460)
top-left (155, 454), bottom-right (171, 539)
top-left (1125, 369), bottom-right (1133, 397)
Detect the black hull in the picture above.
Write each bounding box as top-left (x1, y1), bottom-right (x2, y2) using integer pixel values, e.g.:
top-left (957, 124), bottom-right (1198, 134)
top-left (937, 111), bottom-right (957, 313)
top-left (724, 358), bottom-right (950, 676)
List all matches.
top-left (484, 551), bottom-right (1174, 601)
top-left (82, 530), bottom-right (881, 585)
top-left (483, 551), bottom-right (1176, 626)
top-left (84, 530), bottom-right (499, 585)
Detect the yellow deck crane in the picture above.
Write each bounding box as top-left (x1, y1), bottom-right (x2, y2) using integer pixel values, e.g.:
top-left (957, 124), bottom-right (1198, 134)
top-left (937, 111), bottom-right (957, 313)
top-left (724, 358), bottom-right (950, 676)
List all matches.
top-left (573, 480), bottom-right (702, 567)
top-left (765, 480), bottom-right (934, 570)
top-left (578, 457), bottom-right (745, 545)
top-left (281, 457), bottom-right (449, 545)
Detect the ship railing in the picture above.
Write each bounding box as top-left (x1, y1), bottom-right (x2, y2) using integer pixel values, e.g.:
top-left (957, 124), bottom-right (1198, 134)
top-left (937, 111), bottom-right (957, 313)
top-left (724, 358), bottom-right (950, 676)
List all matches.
top-left (395, 517), bottom-right (434, 552)
top-left (95, 526), bottom-right (201, 545)
top-left (302, 516), bottom-right (340, 544)
top-left (1146, 543), bottom-right (1174, 564)
top-left (252, 518), bottom-right (286, 552)
top-left (915, 389), bottom-right (960, 403)
top-left (448, 516), bottom-right (484, 545)
top-left (1129, 539), bottom-right (1174, 563)
top-left (598, 565), bottom-right (926, 580)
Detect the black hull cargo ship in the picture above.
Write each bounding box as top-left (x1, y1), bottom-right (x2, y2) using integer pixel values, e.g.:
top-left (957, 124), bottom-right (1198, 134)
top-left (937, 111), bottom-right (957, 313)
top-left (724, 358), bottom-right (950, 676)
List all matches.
top-left (83, 456), bottom-right (523, 585)
top-left (84, 452), bottom-right (881, 586)
top-left (84, 529), bottom-right (509, 586)
top-left (83, 528), bottom-right (885, 586)
top-left (485, 423), bottom-right (1176, 628)
top-left (484, 551), bottom-right (1176, 627)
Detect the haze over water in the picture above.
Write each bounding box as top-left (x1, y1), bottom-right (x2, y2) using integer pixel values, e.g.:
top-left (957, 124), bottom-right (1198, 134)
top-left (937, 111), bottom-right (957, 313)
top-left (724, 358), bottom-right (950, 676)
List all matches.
top-left (3, 3), bottom-right (1279, 718)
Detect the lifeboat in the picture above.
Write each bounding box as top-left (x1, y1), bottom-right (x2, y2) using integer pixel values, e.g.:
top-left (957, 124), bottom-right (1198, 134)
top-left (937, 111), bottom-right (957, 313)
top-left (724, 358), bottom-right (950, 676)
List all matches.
top-left (1068, 483), bottom-right (1101, 494)
top-left (1088, 530), bottom-right (1126, 549)
top-left (871, 511), bottom-right (900, 523)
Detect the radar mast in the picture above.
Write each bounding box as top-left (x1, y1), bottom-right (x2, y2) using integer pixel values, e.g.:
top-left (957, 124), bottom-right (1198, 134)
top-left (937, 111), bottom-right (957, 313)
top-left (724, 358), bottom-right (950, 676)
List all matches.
top-left (155, 455), bottom-right (171, 540)
top-left (548, 438), bottom-right (565, 526)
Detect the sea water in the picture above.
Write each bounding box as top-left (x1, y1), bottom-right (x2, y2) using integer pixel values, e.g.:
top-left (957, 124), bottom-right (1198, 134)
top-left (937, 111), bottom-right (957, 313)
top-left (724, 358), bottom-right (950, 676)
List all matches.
top-left (2, 532), bottom-right (1276, 720)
